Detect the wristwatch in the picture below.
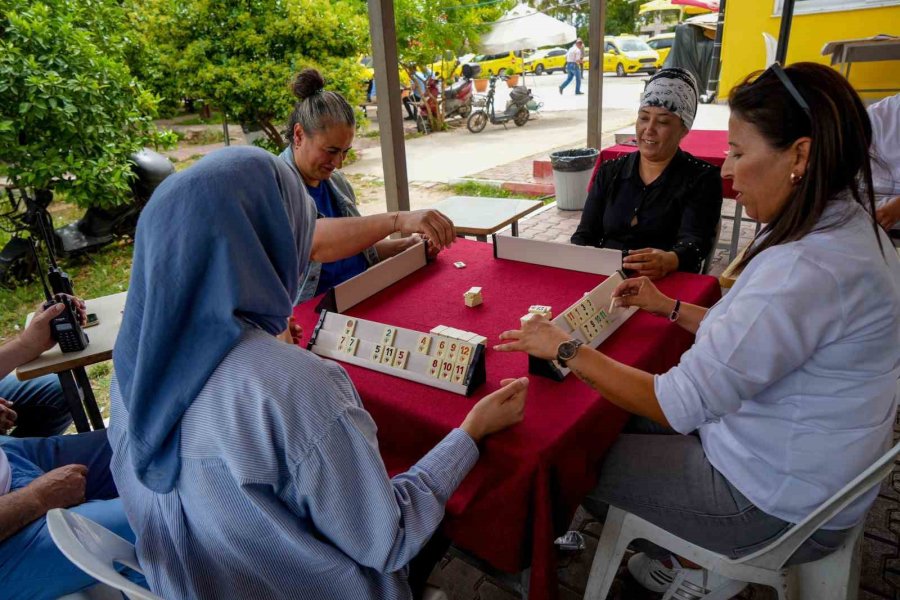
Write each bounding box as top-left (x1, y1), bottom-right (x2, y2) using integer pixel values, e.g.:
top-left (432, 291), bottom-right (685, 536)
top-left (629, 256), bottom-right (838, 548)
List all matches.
top-left (556, 339), bottom-right (584, 368)
top-left (669, 299), bottom-right (682, 322)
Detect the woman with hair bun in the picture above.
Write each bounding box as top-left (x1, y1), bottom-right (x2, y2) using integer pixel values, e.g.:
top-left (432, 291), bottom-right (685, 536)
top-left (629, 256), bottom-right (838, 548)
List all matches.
top-left (498, 62), bottom-right (900, 596)
top-left (282, 68), bottom-right (453, 303)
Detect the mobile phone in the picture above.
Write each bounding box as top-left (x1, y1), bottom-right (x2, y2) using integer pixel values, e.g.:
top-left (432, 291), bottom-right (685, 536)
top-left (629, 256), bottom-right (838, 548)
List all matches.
top-left (84, 313), bottom-right (100, 328)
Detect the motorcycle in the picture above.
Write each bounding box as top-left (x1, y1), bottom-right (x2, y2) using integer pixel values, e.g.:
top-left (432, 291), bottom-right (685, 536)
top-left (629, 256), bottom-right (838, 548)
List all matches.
top-left (466, 74), bottom-right (533, 134)
top-left (0, 149), bottom-right (174, 287)
top-left (415, 63), bottom-right (479, 134)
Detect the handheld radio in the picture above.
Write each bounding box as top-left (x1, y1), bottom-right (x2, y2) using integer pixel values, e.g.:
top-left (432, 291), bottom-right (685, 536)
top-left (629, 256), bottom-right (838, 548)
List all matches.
top-left (34, 210), bottom-right (74, 295)
top-left (27, 238), bottom-right (89, 353)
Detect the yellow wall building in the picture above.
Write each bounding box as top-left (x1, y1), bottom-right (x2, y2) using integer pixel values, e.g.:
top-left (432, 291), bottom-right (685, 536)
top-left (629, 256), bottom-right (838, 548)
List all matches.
top-left (719, 1), bottom-right (900, 101)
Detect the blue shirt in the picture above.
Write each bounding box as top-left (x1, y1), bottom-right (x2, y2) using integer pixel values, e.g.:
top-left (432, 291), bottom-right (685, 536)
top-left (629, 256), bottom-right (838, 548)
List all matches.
top-left (109, 327), bottom-right (479, 599)
top-left (305, 182), bottom-right (368, 294)
top-left (656, 199), bottom-right (900, 529)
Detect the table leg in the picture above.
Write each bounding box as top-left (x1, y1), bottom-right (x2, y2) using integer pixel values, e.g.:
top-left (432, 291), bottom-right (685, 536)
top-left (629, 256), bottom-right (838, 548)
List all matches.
top-left (74, 366), bottom-right (105, 430)
top-left (57, 371), bottom-right (91, 433)
top-left (728, 202), bottom-right (743, 263)
top-left (511, 220), bottom-right (520, 237)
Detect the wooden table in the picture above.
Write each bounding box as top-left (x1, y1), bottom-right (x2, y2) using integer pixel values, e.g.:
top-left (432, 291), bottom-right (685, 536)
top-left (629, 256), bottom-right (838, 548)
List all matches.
top-left (431, 196), bottom-right (544, 242)
top-left (16, 292), bottom-right (127, 432)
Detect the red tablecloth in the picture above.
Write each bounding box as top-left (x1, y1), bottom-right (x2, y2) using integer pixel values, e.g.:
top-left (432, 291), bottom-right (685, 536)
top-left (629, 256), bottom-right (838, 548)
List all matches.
top-left (595, 129), bottom-right (735, 199)
top-left (293, 239), bottom-right (721, 600)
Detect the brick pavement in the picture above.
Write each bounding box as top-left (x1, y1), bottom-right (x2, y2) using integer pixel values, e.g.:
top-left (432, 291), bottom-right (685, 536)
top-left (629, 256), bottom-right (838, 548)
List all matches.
top-left (424, 202), bottom-right (898, 600)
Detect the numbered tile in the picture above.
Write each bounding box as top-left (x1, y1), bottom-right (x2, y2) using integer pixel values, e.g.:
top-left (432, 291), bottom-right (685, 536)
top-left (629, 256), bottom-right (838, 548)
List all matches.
top-left (436, 338), bottom-right (449, 359)
top-left (592, 313), bottom-right (605, 331)
top-left (447, 341), bottom-right (459, 362)
top-left (416, 334), bottom-right (432, 354)
top-left (583, 297), bottom-right (595, 313)
top-left (430, 325), bottom-right (448, 335)
top-left (439, 360), bottom-right (454, 381)
top-left (579, 322), bottom-right (596, 342)
top-left (381, 346), bottom-right (397, 365)
top-left (564, 311), bottom-right (580, 329)
top-left (337, 335), bottom-right (350, 352)
top-left (429, 357), bottom-right (441, 378)
top-left (345, 337), bottom-right (360, 356)
top-left (451, 363), bottom-right (467, 385)
top-left (456, 343), bottom-right (473, 366)
top-left (381, 327), bottom-right (397, 346)
top-left (392, 349), bottom-right (409, 370)
top-left (371, 343), bottom-right (385, 363)
top-left (342, 318), bottom-right (357, 336)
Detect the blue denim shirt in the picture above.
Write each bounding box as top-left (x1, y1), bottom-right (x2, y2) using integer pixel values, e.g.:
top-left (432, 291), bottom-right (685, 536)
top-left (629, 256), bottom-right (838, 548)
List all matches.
top-left (278, 147), bottom-right (379, 303)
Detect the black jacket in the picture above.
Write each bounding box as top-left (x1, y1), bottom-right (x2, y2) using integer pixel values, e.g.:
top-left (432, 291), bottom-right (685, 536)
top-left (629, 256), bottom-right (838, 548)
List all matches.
top-left (571, 149), bottom-right (722, 273)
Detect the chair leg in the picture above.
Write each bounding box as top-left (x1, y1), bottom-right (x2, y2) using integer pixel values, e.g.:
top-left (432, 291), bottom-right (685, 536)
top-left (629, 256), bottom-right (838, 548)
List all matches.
top-left (584, 508), bottom-right (633, 600)
top-left (786, 526), bottom-right (863, 600)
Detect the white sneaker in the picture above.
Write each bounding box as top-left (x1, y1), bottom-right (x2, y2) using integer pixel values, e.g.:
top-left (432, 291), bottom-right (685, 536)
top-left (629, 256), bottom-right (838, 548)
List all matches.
top-left (661, 565), bottom-right (747, 600)
top-left (626, 552), bottom-right (678, 593)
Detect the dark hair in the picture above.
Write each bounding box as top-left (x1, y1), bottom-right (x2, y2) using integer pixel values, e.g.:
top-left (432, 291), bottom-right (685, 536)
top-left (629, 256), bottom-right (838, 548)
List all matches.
top-left (287, 68), bottom-right (355, 141)
top-left (730, 62), bottom-right (881, 272)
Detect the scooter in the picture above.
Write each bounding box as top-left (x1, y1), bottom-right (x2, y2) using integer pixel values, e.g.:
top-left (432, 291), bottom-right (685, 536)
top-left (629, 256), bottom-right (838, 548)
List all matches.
top-left (0, 149), bottom-right (174, 287)
top-left (466, 74), bottom-right (532, 134)
top-left (416, 63), bottom-right (478, 134)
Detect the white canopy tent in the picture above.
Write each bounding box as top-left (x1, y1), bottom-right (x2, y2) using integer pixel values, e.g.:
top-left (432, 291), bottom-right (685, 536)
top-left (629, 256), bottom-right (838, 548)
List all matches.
top-left (479, 4), bottom-right (577, 54)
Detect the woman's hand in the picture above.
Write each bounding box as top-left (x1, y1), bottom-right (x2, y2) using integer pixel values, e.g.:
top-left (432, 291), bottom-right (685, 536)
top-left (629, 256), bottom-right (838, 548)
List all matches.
top-left (396, 209), bottom-right (456, 250)
top-left (16, 295), bottom-right (86, 361)
top-left (622, 248), bottom-right (678, 280)
top-left (611, 276), bottom-right (673, 317)
top-left (494, 315), bottom-right (570, 360)
top-left (876, 196), bottom-right (900, 231)
top-left (460, 377), bottom-right (528, 442)
top-left (276, 317), bottom-right (303, 346)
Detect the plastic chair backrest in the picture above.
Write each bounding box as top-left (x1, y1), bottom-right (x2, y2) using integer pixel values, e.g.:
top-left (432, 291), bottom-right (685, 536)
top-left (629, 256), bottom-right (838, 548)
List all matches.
top-left (762, 33), bottom-right (777, 68)
top-left (734, 439), bottom-right (900, 570)
top-left (46, 509), bottom-right (162, 600)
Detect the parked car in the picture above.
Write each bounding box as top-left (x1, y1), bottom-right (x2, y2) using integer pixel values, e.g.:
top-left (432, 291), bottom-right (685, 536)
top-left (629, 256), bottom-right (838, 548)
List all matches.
top-left (471, 50), bottom-right (525, 76)
top-left (647, 33), bottom-right (676, 69)
top-left (524, 47), bottom-right (567, 75)
top-left (429, 52), bottom-right (461, 81)
top-left (358, 55), bottom-right (411, 102)
top-left (585, 36), bottom-right (658, 76)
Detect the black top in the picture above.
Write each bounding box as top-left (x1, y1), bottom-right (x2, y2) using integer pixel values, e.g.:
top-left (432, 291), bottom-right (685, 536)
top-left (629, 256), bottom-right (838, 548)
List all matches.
top-left (570, 149), bottom-right (723, 273)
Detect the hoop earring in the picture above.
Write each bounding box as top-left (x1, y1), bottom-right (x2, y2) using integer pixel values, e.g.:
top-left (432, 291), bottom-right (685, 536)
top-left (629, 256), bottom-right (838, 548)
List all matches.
top-left (790, 172), bottom-right (803, 184)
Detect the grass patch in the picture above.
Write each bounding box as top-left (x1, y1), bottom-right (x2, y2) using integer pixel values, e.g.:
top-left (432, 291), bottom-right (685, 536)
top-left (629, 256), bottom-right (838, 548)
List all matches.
top-left (450, 181), bottom-right (542, 199)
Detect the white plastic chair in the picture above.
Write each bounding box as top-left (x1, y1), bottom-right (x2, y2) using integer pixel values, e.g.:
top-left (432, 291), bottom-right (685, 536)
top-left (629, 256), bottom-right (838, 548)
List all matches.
top-left (584, 440), bottom-right (900, 600)
top-left (47, 508), bottom-right (162, 600)
top-left (763, 33), bottom-right (778, 68)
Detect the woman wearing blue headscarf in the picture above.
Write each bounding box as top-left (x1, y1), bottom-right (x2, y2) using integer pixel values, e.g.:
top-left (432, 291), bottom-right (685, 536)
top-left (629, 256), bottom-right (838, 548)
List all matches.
top-left (107, 146), bottom-right (528, 599)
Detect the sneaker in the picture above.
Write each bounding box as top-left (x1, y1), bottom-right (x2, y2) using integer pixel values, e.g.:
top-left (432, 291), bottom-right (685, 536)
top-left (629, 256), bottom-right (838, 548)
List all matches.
top-left (558, 86), bottom-right (563, 95)
top-left (661, 567), bottom-right (747, 600)
top-left (575, 92), bottom-right (584, 95)
top-left (627, 553), bottom-right (677, 593)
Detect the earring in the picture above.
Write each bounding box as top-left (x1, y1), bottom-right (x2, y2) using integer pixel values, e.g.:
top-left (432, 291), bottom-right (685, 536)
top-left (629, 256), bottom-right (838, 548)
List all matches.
top-left (790, 172), bottom-right (803, 184)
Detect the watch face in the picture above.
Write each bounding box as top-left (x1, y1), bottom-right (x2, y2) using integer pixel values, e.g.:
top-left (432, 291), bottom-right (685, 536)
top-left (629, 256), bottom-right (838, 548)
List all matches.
top-left (558, 339), bottom-right (581, 361)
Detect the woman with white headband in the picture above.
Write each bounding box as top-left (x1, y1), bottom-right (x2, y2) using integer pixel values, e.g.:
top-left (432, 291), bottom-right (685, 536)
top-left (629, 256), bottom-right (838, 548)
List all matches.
top-left (571, 67), bottom-right (723, 278)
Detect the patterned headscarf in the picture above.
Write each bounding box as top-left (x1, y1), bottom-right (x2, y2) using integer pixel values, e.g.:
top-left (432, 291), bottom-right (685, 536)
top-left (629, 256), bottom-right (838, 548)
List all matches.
top-left (640, 67), bottom-right (700, 131)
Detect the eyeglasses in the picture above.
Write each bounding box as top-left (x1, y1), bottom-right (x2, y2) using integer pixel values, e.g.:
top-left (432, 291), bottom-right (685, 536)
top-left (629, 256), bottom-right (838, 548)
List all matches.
top-left (758, 63), bottom-right (811, 118)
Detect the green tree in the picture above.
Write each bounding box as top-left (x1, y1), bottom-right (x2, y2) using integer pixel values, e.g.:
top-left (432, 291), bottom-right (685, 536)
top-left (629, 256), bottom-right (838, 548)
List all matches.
top-left (605, 0), bottom-right (640, 36)
top-left (0, 0), bottom-right (173, 209)
top-left (393, 0), bottom-right (507, 130)
top-left (131, 0), bottom-right (370, 148)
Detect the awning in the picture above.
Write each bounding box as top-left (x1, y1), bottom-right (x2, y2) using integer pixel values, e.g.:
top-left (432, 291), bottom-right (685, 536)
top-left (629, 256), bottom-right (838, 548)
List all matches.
top-left (639, 0), bottom-right (713, 16)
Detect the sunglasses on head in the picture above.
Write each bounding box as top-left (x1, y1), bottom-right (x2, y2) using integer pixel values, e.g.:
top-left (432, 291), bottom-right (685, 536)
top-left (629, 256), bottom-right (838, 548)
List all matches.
top-left (757, 63), bottom-right (811, 118)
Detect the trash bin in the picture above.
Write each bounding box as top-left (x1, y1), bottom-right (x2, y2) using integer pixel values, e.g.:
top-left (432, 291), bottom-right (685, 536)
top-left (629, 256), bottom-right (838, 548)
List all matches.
top-left (550, 148), bottom-right (599, 211)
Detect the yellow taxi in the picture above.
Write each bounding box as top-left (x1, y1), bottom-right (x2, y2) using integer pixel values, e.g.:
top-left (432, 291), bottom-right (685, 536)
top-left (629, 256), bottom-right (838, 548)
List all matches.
top-left (524, 47), bottom-right (567, 75)
top-left (647, 33), bottom-right (675, 69)
top-left (471, 50), bottom-right (525, 76)
top-left (584, 36), bottom-right (659, 77)
top-left (429, 52), bottom-right (460, 81)
top-left (358, 55), bottom-right (410, 101)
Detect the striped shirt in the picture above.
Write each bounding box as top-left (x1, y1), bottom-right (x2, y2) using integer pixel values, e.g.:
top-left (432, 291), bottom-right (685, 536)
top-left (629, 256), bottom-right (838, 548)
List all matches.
top-left (108, 327), bottom-right (479, 599)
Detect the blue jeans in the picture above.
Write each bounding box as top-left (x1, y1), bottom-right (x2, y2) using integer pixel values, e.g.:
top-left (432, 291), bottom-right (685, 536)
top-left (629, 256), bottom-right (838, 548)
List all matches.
top-left (560, 62), bottom-right (582, 94)
top-left (0, 430), bottom-right (142, 599)
top-left (0, 373), bottom-right (71, 437)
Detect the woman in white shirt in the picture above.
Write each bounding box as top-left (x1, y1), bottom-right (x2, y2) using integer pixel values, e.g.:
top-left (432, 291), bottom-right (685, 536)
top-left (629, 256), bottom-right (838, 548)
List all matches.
top-left (497, 62), bottom-right (900, 597)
